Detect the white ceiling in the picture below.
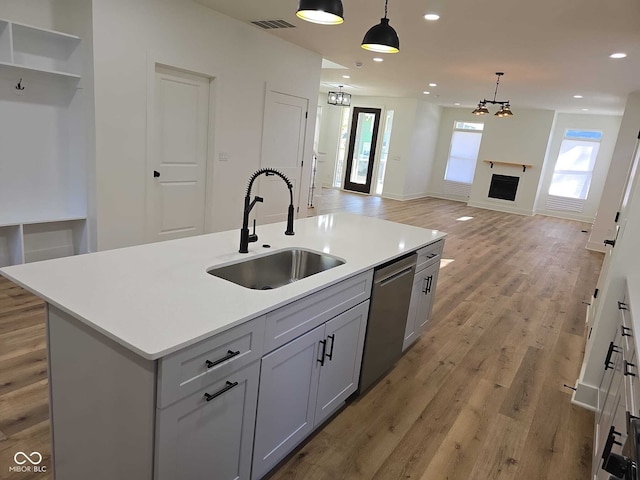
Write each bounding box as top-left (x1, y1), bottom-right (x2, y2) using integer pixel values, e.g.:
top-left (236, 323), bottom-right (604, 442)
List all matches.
top-left (196, 0), bottom-right (640, 115)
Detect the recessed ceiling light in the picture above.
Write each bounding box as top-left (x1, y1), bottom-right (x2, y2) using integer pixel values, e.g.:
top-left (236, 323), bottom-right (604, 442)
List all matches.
top-left (573, 95), bottom-right (583, 99)
top-left (423, 91), bottom-right (430, 95)
top-left (610, 52), bottom-right (627, 59)
top-left (342, 75), bottom-right (351, 79)
top-left (582, 108), bottom-right (589, 111)
top-left (454, 103), bottom-right (461, 106)
top-left (424, 13), bottom-right (440, 21)
top-left (373, 57), bottom-right (384, 62)
top-left (429, 83), bottom-right (437, 87)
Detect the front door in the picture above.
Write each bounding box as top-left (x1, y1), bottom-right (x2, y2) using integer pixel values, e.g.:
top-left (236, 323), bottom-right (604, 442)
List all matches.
top-left (259, 90), bottom-right (308, 225)
top-left (146, 65), bottom-right (210, 242)
top-left (344, 107), bottom-right (381, 194)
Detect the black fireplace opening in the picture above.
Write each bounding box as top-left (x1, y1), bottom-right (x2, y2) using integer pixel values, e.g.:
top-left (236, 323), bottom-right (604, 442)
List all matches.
top-left (488, 174), bottom-right (519, 201)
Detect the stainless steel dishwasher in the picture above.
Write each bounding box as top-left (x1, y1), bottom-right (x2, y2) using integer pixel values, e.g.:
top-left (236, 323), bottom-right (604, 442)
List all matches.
top-left (359, 252), bottom-right (417, 392)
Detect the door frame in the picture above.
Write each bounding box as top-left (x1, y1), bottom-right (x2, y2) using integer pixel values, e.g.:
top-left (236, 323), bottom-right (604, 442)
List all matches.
top-left (343, 107), bottom-right (382, 194)
top-left (145, 54), bottom-right (220, 242)
top-left (261, 83), bottom-right (314, 217)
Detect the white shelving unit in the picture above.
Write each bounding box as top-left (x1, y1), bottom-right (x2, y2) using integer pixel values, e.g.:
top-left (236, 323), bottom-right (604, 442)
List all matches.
top-left (0, 19), bottom-right (81, 82)
top-left (0, 18), bottom-right (87, 267)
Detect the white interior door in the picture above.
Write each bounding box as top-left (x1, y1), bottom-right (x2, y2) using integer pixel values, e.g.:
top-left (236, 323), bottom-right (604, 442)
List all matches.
top-left (258, 90), bottom-right (307, 225)
top-left (147, 65), bottom-right (210, 242)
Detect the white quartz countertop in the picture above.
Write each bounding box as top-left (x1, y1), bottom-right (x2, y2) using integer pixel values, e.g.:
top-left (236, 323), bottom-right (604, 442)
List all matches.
top-left (0, 213), bottom-right (446, 360)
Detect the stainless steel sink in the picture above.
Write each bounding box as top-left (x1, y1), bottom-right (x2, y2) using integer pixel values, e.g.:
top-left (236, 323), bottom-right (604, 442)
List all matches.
top-left (207, 248), bottom-right (345, 290)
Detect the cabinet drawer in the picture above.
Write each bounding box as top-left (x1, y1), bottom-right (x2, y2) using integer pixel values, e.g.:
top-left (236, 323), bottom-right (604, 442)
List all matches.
top-left (157, 316), bottom-right (265, 408)
top-left (416, 240), bottom-right (444, 273)
top-left (264, 270), bottom-right (373, 353)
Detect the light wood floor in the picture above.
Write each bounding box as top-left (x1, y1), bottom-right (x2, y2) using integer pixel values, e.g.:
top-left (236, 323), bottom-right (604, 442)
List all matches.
top-left (0, 190), bottom-right (601, 479)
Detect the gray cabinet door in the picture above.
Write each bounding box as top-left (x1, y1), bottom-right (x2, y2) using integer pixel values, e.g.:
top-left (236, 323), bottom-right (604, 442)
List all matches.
top-left (155, 361), bottom-right (260, 480)
top-left (418, 261), bottom-right (440, 331)
top-left (252, 324), bottom-right (325, 480)
top-left (315, 301), bottom-right (369, 426)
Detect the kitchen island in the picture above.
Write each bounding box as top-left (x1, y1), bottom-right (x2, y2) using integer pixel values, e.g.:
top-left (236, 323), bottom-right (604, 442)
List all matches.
top-left (1, 213), bottom-right (446, 480)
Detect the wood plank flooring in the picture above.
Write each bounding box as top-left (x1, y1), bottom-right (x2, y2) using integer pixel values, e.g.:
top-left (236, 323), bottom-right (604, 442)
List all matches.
top-left (0, 189), bottom-right (601, 479)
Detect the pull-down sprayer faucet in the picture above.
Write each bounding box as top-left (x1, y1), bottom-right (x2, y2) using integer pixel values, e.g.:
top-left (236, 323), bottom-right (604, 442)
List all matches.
top-left (239, 168), bottom-right (295, 253)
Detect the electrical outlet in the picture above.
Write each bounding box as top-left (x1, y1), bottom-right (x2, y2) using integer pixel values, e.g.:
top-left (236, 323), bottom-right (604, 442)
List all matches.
top-left (218, 152), bottom-right (229, 161)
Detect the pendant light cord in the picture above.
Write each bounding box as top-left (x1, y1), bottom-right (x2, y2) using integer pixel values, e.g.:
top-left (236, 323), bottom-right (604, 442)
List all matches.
top-left (492, 75), bottom-right (501, 102)
top-left (384, 0), bottom-right (389, 19)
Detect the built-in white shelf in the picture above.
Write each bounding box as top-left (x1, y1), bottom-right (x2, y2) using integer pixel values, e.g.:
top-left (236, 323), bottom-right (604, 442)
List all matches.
top-left (0, 18), bottom-right (86, 267)
top-left (0, 18), bottom-right (81, 83)
top-left (0, 216), bottom-right (87, 267)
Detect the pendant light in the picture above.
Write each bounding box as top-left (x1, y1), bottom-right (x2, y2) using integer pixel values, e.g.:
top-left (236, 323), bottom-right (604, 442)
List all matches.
top-left (471, 72), bottom-right (514, 117)
top-left (296, 0), bottom-right (344, 25)
top-left (361, 0), bottom-right (399, 53)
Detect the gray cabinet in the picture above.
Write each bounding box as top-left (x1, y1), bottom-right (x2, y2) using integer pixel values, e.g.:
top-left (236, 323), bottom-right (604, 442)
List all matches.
top-left (252, 324), bottom-right (325, 480)
top-left (252, 301), bottom-right (369, 480)
top-left (315, 301), bottom-right (368, 425)
top-left (403, 241), bottom-right (442, 351)
top-left (155, 361), bottom-right (260, 480)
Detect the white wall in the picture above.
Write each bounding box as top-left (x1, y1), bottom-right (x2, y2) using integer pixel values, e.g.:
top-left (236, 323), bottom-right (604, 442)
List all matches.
top-left (469, 108), bottom-right (555, 215)
top-left (92, 0), bottom-right (322, 250)
top-left (402, 101), bottom-right (441, 200)
top-left (534, 113), bottom-right (621, 223)
top-left (314, 95), bottom-right (441, 200)
top-left (588, 91), bottom-right (640, 252)
top-left (429, 107), bottom-right (555, 215)
top-left (575, 92), bottom-right (640, 407)
top-left (315, 97), bottom-right (343, 188)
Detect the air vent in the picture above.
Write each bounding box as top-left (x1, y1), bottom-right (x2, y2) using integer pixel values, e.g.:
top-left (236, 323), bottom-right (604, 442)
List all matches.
top-left (251, 19), bottom-right (296, 29)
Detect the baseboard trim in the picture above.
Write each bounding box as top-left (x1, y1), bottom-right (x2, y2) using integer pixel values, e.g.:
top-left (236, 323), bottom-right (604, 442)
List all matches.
top-left (425, 193), bottom-right (469, 203)
top-left (381, 192), bottom-right (428, 201)
top-left (586, 241), bottom-right (606, 253)
top-left (467, 200), bottom-right (534, 216)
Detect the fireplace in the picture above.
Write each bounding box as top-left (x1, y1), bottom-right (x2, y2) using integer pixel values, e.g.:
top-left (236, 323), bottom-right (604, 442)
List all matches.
top-left (488, 174), bottom-right (519, 201)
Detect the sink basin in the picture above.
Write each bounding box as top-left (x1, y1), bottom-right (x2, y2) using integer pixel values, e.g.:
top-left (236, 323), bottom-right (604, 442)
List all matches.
top-left (207, 248), bottom-right (345, 290)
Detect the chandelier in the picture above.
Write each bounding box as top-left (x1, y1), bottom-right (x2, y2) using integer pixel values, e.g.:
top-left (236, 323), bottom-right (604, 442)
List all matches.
top-left (327, 86), bottom-right (351, 106)
top-left (472, 72), bottom-right (514, 117)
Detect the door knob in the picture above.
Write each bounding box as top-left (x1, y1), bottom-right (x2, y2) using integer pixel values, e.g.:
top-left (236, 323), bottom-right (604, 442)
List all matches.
top-left (153, 170), bottom-right (160, 178)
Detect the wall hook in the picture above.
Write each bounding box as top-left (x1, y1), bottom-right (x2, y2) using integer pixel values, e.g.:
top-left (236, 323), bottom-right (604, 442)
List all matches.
top-left (15, 78), bottom-right (25, 91)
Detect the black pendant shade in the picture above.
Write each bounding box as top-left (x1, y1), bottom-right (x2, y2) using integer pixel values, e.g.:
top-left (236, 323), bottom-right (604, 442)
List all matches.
top-left (361, 17), bottom-right (399, 53)
top-left (296, 0), bottom-right (344, 25)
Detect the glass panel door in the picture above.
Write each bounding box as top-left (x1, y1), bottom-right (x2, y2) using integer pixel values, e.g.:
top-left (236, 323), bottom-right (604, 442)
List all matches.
top-left (344, 107), bottom-right (381, 194)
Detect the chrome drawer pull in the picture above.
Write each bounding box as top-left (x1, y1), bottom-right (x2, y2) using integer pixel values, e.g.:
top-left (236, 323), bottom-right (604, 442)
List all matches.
top-left (205, 349), bottom-right (241, 369)
top-left (204, 381), bottom-right (239, 402)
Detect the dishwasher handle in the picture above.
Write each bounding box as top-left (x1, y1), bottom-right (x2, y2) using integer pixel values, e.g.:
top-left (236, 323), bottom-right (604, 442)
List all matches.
top-left (378, 266), bottom-right (414, 287)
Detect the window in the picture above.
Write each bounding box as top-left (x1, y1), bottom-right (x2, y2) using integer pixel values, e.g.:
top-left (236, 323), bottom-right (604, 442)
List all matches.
top-left (548, 129), bottom-right (602, 200)
top-left (444, 121), bottom-right (484, 184)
